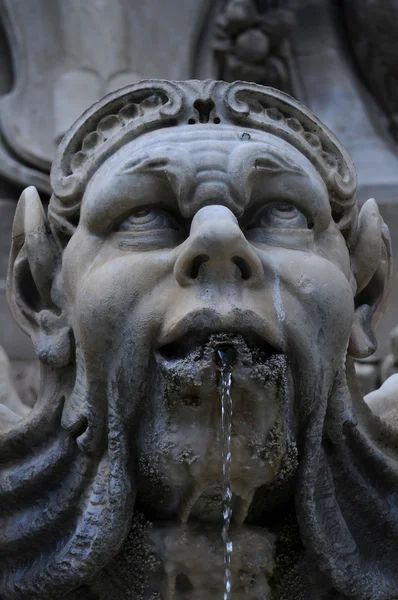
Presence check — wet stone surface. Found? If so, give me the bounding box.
[135,334,295,527]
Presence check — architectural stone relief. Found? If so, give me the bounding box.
[289,0,398,362]
[0,0,207,192]
[213,0,297,92]
[0,79,397,600]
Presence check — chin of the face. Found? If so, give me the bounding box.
[132,333,297,525]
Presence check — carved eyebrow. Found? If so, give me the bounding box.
[118,148,196,206]
[253,155,304,176]
[229,143,305,179]
[120,155,170,176]
[83,151,192,233]
[228,143,310,206]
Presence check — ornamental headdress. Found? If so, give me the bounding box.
[49,79,357,244]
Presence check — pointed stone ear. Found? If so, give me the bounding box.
[7,187,72,366]
[348,199,392,359]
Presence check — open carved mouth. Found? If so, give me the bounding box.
[129,324,295,599]
[158,329,280,365]
[156,309,283,365]
[135,325,292,527]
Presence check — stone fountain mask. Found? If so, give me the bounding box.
[1,80,397,600]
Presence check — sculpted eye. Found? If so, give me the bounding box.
[269,203,299,219]
[118,207,179,231]
[253,202,309,229]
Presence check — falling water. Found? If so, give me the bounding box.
[216,346,237,600]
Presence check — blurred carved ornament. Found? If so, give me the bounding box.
[213,0,296,92]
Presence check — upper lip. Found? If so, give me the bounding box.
[157,309,283,357]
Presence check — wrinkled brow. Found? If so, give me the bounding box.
[227,143,307,204]
[118,141,310,215]
[119,146,196,207]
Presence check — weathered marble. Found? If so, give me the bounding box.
[366,373,398,428]
[0,79,397,600]
[1,0,398,377]
[0,0,209,194]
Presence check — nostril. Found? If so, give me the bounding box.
[190,254,209,279]
[232,256,251,281]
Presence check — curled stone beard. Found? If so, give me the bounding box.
[288,349,398,600]
[0,333,148,599]
[3,332,398,600]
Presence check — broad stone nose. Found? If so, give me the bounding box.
[174,205,264,287]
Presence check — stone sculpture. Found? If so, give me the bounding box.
[366,374,398,429]
[213,0,296,91]
[0,79,397,600]
[2,0,398,399]
[0,0,205,194]
[381,324,398,383]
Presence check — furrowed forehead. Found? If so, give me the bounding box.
[85,124,320,191]
[80,124,330,225]
[108,123,309,150]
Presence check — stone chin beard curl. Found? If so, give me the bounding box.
[0,79,397,600]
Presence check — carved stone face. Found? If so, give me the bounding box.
[4,81,396,600]
[57,124,354,522]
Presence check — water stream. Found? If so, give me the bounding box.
[217,346,237,600]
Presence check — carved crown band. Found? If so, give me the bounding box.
[49,79,358,243]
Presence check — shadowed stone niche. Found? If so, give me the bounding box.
[0,79,397,600]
